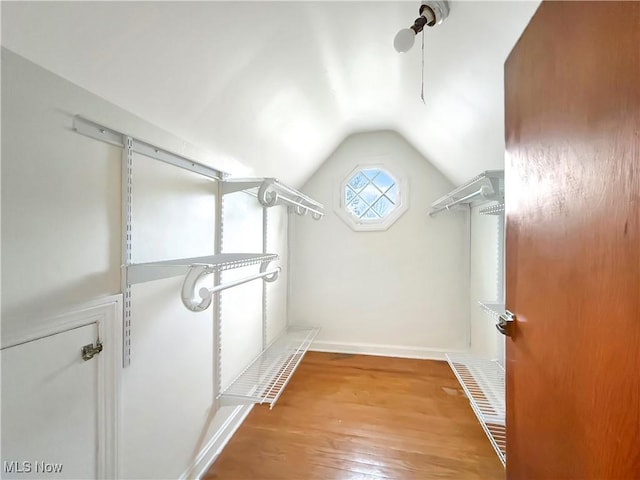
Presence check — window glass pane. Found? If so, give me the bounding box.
[344,186,357,205]
[347,172,368,192]
[372,196,394,217]
[361,168,381,181]
[384,184,399,204]
[362,208,380,219]
[359,183,380,206]
[373,171,395,191]
[347,196,368,217]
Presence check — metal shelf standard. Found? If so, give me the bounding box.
[429,170,504,216]
[223,177,325,220]
[446,353,506,465]
[219,326,319,408]
[479,202,505,216]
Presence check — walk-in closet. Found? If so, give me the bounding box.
[2,1,639,479]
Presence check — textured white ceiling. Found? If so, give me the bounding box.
[1,1,539,187]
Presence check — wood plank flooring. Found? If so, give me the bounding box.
[204,352,504,480]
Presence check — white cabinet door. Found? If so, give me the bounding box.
[1,323,101,479]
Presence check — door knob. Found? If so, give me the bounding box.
[496,310,515,336]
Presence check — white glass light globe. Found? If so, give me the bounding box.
[394,28,415,53]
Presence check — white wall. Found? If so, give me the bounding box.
[1,49,288,479]
[289,131,469,358]
[1,51,120,332]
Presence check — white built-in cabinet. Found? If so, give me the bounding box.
[0,297,121,479]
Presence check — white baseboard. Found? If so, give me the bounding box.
[310,340,468,361]
[180,404,253,480]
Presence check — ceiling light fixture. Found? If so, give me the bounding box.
[393,1,450,53]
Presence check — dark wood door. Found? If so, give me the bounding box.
[504,2,640,478]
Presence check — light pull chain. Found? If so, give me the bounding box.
[420,29,426,104]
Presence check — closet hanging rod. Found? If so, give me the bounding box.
[429,186,486,216]
[182,264,280,312]
[263,179,323,209]
[203,267,280,297]
[245,190,324,218]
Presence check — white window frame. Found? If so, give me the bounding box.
[334,163,408,232]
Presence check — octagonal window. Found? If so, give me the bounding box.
[345,168,399,219]
[337,165,408,231]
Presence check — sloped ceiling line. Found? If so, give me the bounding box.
[1,1,540,188]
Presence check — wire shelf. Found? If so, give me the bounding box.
[479,203,505,215]
[446,353,506,465]
[220,326,319,409]
[484,422,506,466]
[127,253,279,284]
[478,302,506,324]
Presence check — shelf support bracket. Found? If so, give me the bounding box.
[257,179,278,207]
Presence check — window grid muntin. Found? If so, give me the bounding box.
[344,169,398,221]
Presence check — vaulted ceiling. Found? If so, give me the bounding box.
[1,1,539,187]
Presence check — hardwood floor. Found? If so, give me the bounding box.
[204,352,504,480]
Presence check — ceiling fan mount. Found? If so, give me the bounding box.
[394,1,450,53]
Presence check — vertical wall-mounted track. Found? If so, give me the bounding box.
[122,136,134,367]
[213,180,225,403]
[497,212,505,302]
[496,210,505,366]
[262,207,269,350]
